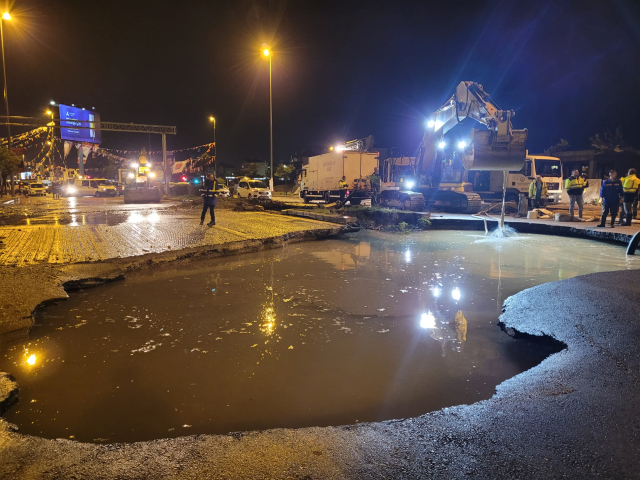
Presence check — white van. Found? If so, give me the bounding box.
[62,178,117,197]
[236,178,272,199]
[27,182,46,196]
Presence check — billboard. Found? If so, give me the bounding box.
[59,104,101,144]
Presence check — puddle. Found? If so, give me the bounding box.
[1,231,638,443]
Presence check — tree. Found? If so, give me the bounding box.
[194,153,213,173]
[0,146,21,194]
[590,127,638,154]
[275,163,295,192]
[239,163,258,178]
[543,139,570,156]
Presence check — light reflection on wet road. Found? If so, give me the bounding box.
[1,230,637,442]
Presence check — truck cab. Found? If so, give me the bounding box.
[469,154,562,204]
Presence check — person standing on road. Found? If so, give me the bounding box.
[621,168,640,226]
[200,173,217,226]
[565,169,589,219]
[528,175,548,209]
[596,170,623,228]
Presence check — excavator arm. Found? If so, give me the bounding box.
[417,81,528,176]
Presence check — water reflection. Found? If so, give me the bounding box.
[1,231,636,443]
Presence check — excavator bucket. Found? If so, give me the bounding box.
[463,129,528,171]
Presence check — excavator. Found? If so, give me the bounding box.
[383,81,528,213]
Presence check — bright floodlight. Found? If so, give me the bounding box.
[131,163,138,168]
[128,173,135,179]
[438,140,446,149]
[432,286,441,298]
[2,12,11,21]
[452,287,461,301]
[148,172,156,178]
[457,141,467,149]
[335,145,344,152]
[426,119,435,129]
[420,312,436,329]
[26,354,36,365]
[406,181,415,189]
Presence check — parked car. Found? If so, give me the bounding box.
[215,186,230,197]
[27,182,46,196]
[111,182,124,195]
[61,178,117,197]
[236,179,272,199]
[41,179,52,193]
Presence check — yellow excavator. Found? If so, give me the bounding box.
[385,81,528,213]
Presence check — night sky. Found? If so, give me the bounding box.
[5,0,640,164]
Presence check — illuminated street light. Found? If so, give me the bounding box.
[1,11,12,147]
[46,110,52,116]
[49,100,55,105]
[426,119,435,129]
[262,43,274,191]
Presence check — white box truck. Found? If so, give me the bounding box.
[300,151,379,204]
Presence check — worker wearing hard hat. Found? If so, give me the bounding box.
[528,175,548,209]
[565,169,589,220]
[621,168,640,226]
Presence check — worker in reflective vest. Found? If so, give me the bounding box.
[564,169,589,219]
[621,168,640,226]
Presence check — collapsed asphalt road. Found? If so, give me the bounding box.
[1,220,639,478]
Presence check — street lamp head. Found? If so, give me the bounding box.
[46,110,52,116]
[263,48,270,57]
[2,12,11,21]
[209,116,215,122]
[49,100,56,105]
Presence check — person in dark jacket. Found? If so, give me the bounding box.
[200,174,217,226]
[596,170,623,228]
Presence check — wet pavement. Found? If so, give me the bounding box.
[0,207,340,266]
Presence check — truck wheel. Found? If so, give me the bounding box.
[95,191,101,198]
[505,193,519,204]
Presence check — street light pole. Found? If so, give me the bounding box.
[209,116,216,178]
[263,45,274,191]
[269,53,273,192]
[0,12,11,149]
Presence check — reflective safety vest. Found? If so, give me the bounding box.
[622,174,640,193]
[565,176,587,191]
[338,180,348,189]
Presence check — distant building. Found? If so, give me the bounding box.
[553,150,640,179]
[217,162,237,177]
[241,161,268,177]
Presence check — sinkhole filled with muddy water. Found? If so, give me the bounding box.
[2,230,638,443]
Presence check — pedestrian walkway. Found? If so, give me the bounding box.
[0,211,334,266]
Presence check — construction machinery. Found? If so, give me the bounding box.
[383,81,529,213]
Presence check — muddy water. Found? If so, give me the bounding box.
[1,231,637,443]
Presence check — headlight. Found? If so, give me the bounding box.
[67,187,77,193]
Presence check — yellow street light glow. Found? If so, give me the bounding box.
[263,48,270,56]
[26,354,36,365]
[209,116,215,122]
[46,110,52,115]
[2,12,11,21]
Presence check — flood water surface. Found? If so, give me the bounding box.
[2,231,638,442]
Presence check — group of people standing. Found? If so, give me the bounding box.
[596,168,639,227]
[529,168,639,227]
